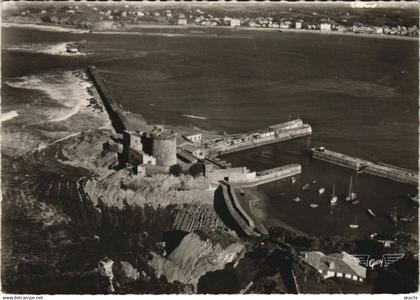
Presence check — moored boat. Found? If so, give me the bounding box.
[310,203,319,208]
[345,176,357,202]
[293,197,301,202]
[367,208,376,217]
[388,207,398,225]
[302,183,310,191]
[330,184,338,205]
[407,193,419,203]
[349,216,359,229]
[400,214,415,223]
[291,177,296,184]
[318,187,325,195]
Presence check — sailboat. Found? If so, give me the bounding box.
[349,216,359,229]
[367,208,376,217]
[330,184,338,205]
[345,175,357,202]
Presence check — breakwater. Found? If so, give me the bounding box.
[207,123,312,156]
[312,147,418,186]
[239,164,302,187]
[219,181,267,237]
[87,66,129,134]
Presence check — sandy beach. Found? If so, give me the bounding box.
[2,22,90,33]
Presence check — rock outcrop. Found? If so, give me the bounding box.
[149,231,245,291]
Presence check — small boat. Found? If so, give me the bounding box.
[370,232,378,239]
[388,207,398,225]
[407,193,419,203]
[367,208,376,217]
[349,217,359,229]
[400,215,416,223]
[290,177,296,184]
[352,200,360,205]
[292,197,301,202]
[302,183,310,191]
[345,176,357,202]
[318,187,325,195]
[310,204,319,208]
[312,180,317,184]
[330,184,338,205]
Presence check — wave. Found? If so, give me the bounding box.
[0,110,19,122]
[6,71,93,122]
[2,22,89,33]
[6,42,86,56]
[182,114,208,120]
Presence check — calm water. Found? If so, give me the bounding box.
[2,26,418,238]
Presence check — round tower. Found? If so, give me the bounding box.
[151,131,177,167]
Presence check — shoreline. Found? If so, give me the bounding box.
[3,21,418,41]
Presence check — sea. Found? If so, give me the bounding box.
[2,25,418,239]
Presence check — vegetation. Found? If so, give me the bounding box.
[189,163,204,178]
[169,164,182,177]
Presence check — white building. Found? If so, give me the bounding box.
[178,18,187,25]
[230,18,241,27]
[295,21,302,29]
[301,251,367,282]
[184,133,202,144]
[320,23,332,31]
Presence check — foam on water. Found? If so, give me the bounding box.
[6,42,86,56]
[182,114,208,120]
[0,110,19,122]
[6,71,92,122]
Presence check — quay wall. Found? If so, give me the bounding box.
[205,166,254,184]
[210,126,312,156]
[240,164,302,187]
[312,148,418,186]
[220,182,260,237]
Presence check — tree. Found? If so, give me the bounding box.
[169,164,182,177]
[189,163,203,178]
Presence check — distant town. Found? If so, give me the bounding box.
[4,2,419,37]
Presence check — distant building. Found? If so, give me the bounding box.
[137,11,145,17]
[374,26,384,34]
[181,143,206,160]
[178,18,187,25]
[184,133,202,144]
[295,21,302,29]
[301,251,366,282]
[269,119,303,132]
[320,23,332,31]
[280,21,291,29]
[230,18,241,27]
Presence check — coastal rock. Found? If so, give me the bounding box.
[149,232,245,291]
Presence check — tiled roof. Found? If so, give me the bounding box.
[302,251,366,279]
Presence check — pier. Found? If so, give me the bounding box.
[87,65,128,134]
[312,147,418,186]
[205,119,312,156]
[239,164,302,187]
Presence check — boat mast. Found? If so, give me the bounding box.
[332,184,335,196]
[348,176,352,196]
